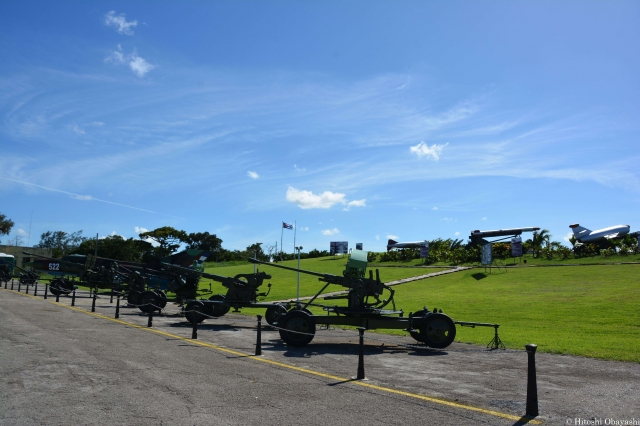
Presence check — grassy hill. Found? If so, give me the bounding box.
[204,257,640,362]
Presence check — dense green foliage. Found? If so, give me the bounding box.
[0,212,14,237]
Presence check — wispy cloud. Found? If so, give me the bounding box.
[482,217,487,220]
[1,177,160,214]
[105,46,154,77]
[386,234,399,240]
[104,11,138,36]
[247,171,259,179]
[431,206,438,210]
[410,142,448,160]
[454,231,460,236]
[344,199,366,211]
[321,228,340,236]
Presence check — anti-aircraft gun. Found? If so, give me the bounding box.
[0,258,40,285]
[249,250,457,348]
[162,263,293,325]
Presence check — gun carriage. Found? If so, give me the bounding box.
[249,250,457,348]
[165,263,292,325]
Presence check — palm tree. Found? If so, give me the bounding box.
[531,229,551,258]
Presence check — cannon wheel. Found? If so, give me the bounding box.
[138,290,160,313]
[279,310,316,347]
[420,313,456,349]
[155,290,168,309]
[127,290,142,306]
[409,310,427,343]
[185,301,207,324]
[50,278,73,296]
[208,294,230,317]
[265,303,287,325]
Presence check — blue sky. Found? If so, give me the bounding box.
[1,1,639,253]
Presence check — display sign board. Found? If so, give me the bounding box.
[330,241,349,255]
[356,243,363,250]
[481,244,493,265]
[511,237,523,257]
[419,242,430,258]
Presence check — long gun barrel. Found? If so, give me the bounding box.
[248,258,344,285]
[160,262,269,283]
[0,257,34,274]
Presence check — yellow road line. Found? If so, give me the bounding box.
[1,288,541,424]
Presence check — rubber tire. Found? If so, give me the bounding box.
[208,294,230,317]
[155,290,168,309]
[138,290,160,313]
[127,290,142,306]
[420,313,456,349]
[409,310,428,343]
[185,301,207,324]
[265,303,287,325]
[278,310,316,347]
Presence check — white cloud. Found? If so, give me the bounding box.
[91,121,105,127]
[431,206,438,210]
[286,186,346,209]
[322,228,340,236]
[294,164,306,172]
[348,199,366,208]
[69,124,85,135]
[563,232,574,242]
[375,235,380,241]
[105,46,154,78]
[386,234,399,240]
[344,199,367,211]
[481,217,487,221]
[454,231,460,236]
[410,142,448,160]
[110,231,117,236]
[441,217,455,221]
[104,11,138,35]
[247,171,259,179]
[71,194,93,201]
[129,51,155,77]
[16,228,28,236]
[134,226,148,234]
[302,227,309,231]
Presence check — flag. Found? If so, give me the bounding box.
[283,222,293,230]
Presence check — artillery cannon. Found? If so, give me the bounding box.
[163,263,291,325]
[0,258,40,285]
[249,250,457,349]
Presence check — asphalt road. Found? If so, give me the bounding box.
[1,284,638,425]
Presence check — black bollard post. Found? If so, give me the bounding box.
[4,279,7,289]
[44,284,48,299]
[255,315,262,356]
[11,280,14,290]
[525,344,539,417]
[34,282,38,296]
[18,281,21,292]
[147,310,153,327]
[71,289,76,306]
[115,296,120,319]
[56,290,60,303]
[191,320,198,339]
[356,327,366,380]
[110,292,113,303]
[91,292,96,312]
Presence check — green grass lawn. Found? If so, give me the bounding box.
[204,257,640,362]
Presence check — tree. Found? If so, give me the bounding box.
[528,229,551,258]
[0,213,14,237]
[36,230,86,257]
[185,232,223,259]
[72,235,154,262]
[138,226,188,258]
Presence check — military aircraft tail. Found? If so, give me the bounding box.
[569,224,591,240]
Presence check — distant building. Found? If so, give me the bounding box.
[0,245,53,269]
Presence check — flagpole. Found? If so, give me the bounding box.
[293,220,296,255]
[280,224,284,261]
